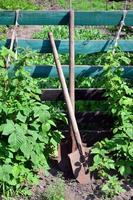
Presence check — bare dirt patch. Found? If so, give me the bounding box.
[7,25,42,39]
[28,166,133,200]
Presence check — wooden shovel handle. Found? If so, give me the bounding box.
[48,32,85,157]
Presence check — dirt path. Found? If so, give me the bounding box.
[7,25,42,39]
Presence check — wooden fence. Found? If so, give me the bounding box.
[0,10,133,146]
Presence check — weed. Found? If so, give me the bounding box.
[42,177,65,200]
[55,0,133,10]
[0,0,38,10]
[0,26,7,40]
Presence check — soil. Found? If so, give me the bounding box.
[7,26,42,39]
[28,166,133,200]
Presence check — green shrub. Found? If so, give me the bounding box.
[0,47,65,197]
[90,49,133,198]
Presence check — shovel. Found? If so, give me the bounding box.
[48,32,90,184]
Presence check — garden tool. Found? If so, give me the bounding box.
[48,32,90,184]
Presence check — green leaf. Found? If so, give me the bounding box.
[0,60,4,67]
[8,130,25,151]
[42,123,51,133]
[2,120,15,135]
[119,166,125,176]
[20,141,33,159]
[91,148,101,154]
[48,120,56,127]
[12,165,20,178]
[16,112,27,123]
[51,138,58,147]
[129,146,133,157]
[31,152,38,166]
[8,179,17,186]
[126,127,133,139]
[94,155,102,165]
[39,111,50,123]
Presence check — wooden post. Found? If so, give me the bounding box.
[69,10,76,152]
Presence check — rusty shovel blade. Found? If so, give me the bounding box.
[68,147,90,184]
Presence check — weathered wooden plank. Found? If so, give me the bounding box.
[1,39,133,54]
[75,112,113,125]
[41,88,106,101]
[17,39,133,54]
[8,65,133,79]
[62,129,112,147]
[58,112,114,128]
[0,11,133,26]
[0,11,69,25]
[75,11,133,26]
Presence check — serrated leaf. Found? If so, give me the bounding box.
[42,123,51,133]
[31,152,38,166]
[39,111,50,123]
[119,166,125,176]
[91,148,101,154]
[20,141,33,159]
[8,131,25,151]
[8,179,17,186]
[16,112,27,123]
[126,127,133,139]
[28,130,38,141]
[51,138,57,147]
[2,120,15,135]
[129,147,133,157]
[0,60,4,67]
[94,155,102,165]
[12,165,20,178]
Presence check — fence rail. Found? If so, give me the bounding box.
[1,39,133,54]
[0,11,133,26]
[8,65,133,79]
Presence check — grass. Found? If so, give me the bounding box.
[42,177,65,200]
[33,25,108,40]
[0,0,39,10]
[0,26,7,40]
[0,0,133,10]
[56,0,133,10]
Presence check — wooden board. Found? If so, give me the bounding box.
[41,88,106,101]
[13,39,133,54]
[75,111,113,125]
[1,39,133,54]
[8,65,133,79]
[63,129,112,147]
[0,11,133,26]
[57,112,114,128]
